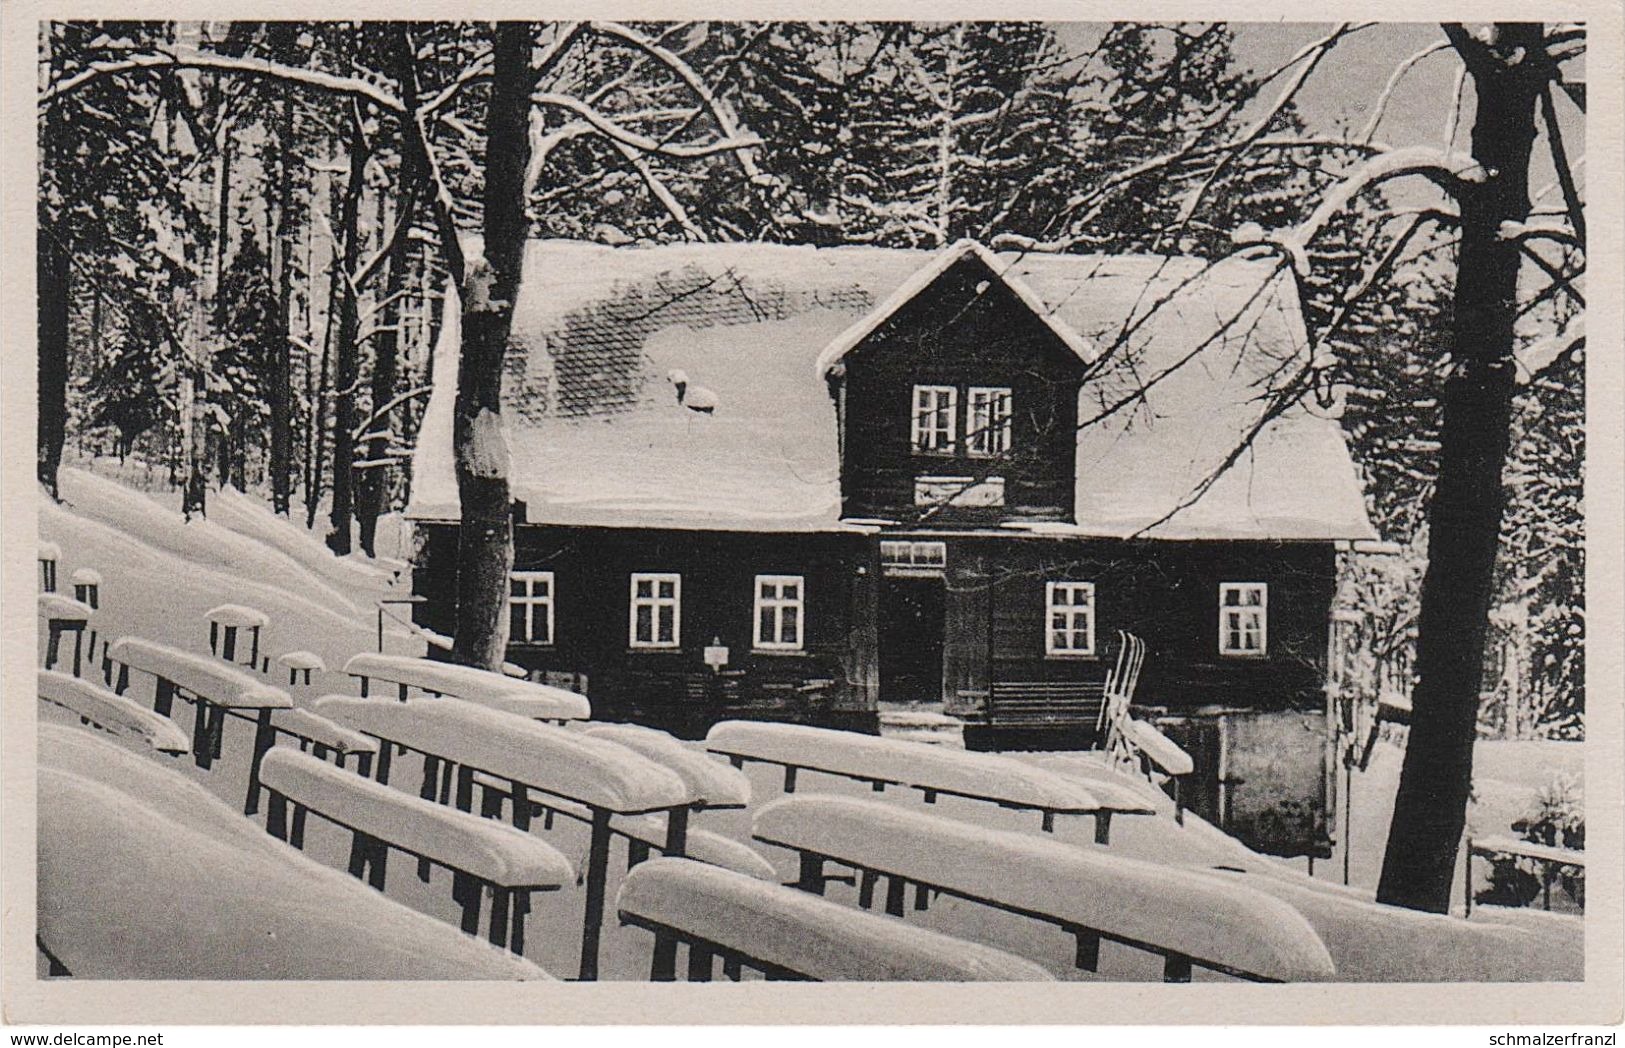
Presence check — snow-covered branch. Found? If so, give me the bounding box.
[530,92,762,160]
[1515,316,1584,385]
[1361,40,1455,144]
[42,47,404,113]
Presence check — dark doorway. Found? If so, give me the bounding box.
[879,576,946,704]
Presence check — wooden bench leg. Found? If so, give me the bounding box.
[366,839,389,891]
[114,664,129,696]
[722,956,742,981]
[265,791,289,841]
[356,752,374,778]
[488,888,511,949]
[783,766,798,793]
[210,703,228,759]
[627,839,652,870]
[728,755,744,770]
[479,783,505,820]
[858,868,879,909]
[511,782,531,831]
[885,876,907,917]
[71,629,83,677]
[1094,811,1114,846]
[452,871,483,935]
[438,760,455,805]
[454,765,474,813]
[153,678,175,718]
[221,626,237,663]
[347,832,369,878]
[650,930,679,981]
[44,624,62,671]
[290,804,309,850]
[688,942,714,982]
[795,852,825,895]
[577,809,613,981]
[664,806,689,859]
[209,622,219,656]
[510,891,531,956]
[922,789,937,804]
[1073,930,1101,972]
[1041,811,1056,833]
[374,742,393,785]
[416,755,442,882]
[192,699,215,770]
[244,708,277,815]
[914,882,931,911]
[1162,953,1193,983]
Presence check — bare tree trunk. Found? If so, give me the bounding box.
[1375,23,1545,913]
[268,93,295,515]
[213,133,235,489]
[38,223,70,500]
[450,23,534,670]
[326,112,369,555]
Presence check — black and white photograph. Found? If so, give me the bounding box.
[4,4,1618,1027]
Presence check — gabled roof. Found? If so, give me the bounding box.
[408,239,1375,542]
[813,239,1098,377]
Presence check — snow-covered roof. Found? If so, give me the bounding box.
[408,240,1374,541]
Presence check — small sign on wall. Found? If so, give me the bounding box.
[704,640,730,671]
[915,475,1005,508]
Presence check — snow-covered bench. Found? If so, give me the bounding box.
[616,858,1055,982]
[584,723,749,809]
[1466,835,1586,915]
[314,694,696,980]
[206,604,270,671]
[38,669,189,756]
[753,795,1336,983]
[272,705,380,775]
[277,650,326,686]
[257,748,573,953]
[39,594,93,677]
[706,720,1129,838]
[105,636,292,808]
[343,653,590,723]
[39,541,60,593]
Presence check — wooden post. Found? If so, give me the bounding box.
[650,929,679,981]
[243,707,277,815]
[795,852,825,895]
[885,876,906,917]
[664,806,690,859]
[577,809,614,981]
[687,942,714,982]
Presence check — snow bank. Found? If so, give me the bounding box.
[585,724,749,807]
[753,795,1335,982]
[205,603,270,629]
[273,706,378,755]
[209,485,395,590]
[37,727,551,980]
[38,669,190,754]
[344,653,591,721]
[259,749,573,888]
[1200,868,1579,981]
[108,636,292,709]
[314,696,692,813]
[59,467,358,615]
[707,721,1100,813]
[617,858,1056,982]
[38,594,93,622]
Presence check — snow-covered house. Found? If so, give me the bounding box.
[407,239,1374,852]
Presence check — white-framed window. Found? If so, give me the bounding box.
[630,572,681,649]
[754,574,805,651]
[1219,582,1268,656]
[911,385,958,454]
[509,571,555,645]
[1046,581,1096,656]
[966,386,1013,457]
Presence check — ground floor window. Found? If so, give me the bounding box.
[1046,581,1096,656]
[754,575,805,650]
[509,571,554,645]
[1220,582,1268,656]
[630,572,681,648]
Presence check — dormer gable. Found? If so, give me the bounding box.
[817,240,1093,526]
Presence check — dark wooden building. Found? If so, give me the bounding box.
[408,239,1375,855]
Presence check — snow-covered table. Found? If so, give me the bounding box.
[616,858,1055,982]
[38,669,190,756]
[105,636,292,816]
[205,603,270,670]
[314,695,698,980]
[753,795,1336,983]
[343,652,590,723]
[707,720,1145,839]
[258,748,573,954]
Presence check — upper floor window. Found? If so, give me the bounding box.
[630,572,681,649]
[966,387,1013,457]
[509,571,555,645]
[1219,582,1268,656]
[1046,581,1096,656]
[754,575,805,651]
[912,385,958,454]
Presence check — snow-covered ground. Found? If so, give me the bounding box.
[34,468,1585,982]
